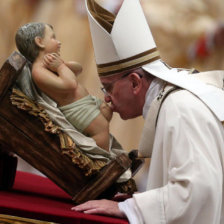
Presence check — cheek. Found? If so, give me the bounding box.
[112,89,132,112]
[48,41,59,52]
[52,40,59,47]
[112,89,127,104]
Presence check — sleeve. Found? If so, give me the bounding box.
[118,198,144,224]
[133,91,223,224]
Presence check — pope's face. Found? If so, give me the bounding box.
[100,73,142,120]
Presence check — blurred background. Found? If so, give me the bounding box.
[0,0,224,177]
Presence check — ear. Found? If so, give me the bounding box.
[34,36,45,49]
[129,73,142,95]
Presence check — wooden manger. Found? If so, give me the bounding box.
[0,51,143,203]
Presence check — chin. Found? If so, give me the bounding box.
[119,112,140,120]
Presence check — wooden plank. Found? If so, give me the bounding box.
[0,114,88,197]
[73,153,131,204]
[0,90,62,155]
[0,52,26,101]
[0,150,17,190]
[0,51,26,190]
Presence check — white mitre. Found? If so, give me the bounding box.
[86,0,160,76]
[86,0,224,122]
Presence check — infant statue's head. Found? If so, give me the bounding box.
[15,22,53,63]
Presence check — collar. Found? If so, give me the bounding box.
[142,78,165,119]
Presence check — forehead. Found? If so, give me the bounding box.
[100,74,122,83]
[99,68,135,83]
[44,24,54,34]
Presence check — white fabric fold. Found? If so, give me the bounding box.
[142,78,165,119]
[143,60,224,121]
[118,198,144,224]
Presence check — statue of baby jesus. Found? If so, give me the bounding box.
[15,22,112,151]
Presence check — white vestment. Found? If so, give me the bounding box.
[119,73,224,223]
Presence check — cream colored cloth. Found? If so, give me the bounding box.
[16,63,131,181]
[59,95,102,133]
[133,89,224,224]
[120,71,224,223]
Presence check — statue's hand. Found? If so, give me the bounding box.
[43,53,64,73]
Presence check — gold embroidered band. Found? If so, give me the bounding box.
[97,48,160,76]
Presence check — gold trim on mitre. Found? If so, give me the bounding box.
[87,0,115,33]
[97,48,160,76]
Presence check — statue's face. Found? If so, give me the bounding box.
[41,25,61,55]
